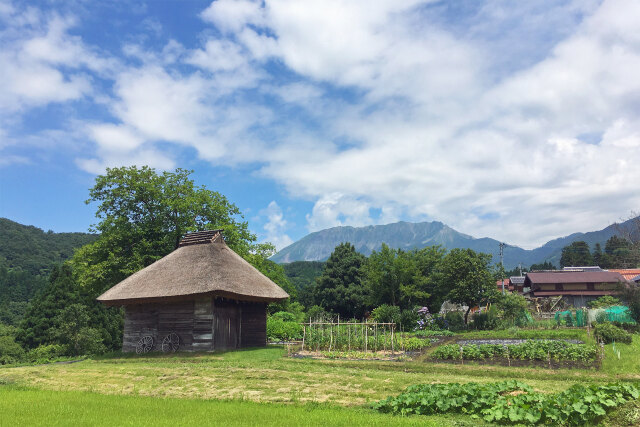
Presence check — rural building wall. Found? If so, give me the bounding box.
[122,297,268,352]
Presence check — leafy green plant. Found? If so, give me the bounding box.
[431,340,598,362]
[266,317,303,341]
[402,337,434,351]
[588,295,620,309]
[374,381,640,426]
[594,322,632,344]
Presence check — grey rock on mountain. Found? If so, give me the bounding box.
[271,218,635,269]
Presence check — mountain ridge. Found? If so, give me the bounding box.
[271,218,636,268]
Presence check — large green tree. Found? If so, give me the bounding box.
[312,243,368,319]
[559,241,593,268]
[365,244,446,311]
[16,264,83,349]
[31,166,290,352]
[437,248,496,324]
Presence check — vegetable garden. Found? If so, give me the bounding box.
[300,321,437,354]
[374,380,640,425]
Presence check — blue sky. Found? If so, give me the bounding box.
[1,0,640,251]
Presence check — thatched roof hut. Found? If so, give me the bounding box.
[98,230,288,353]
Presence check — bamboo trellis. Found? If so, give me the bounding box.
[301,319,399,353]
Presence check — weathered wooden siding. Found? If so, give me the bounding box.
[213,299,240,350]
[240,302,267,348]
[122,298,268,352]
[192,297,214,351]
[123,301,195,352]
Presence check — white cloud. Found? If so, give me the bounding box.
[260,201,294,250]
[186,39,248,72]
[200,0,264,33]
[4,0,640,251]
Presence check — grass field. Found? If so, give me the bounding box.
[1,331,639,425]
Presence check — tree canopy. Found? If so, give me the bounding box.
[560,241,593,267]
[438,248,497,324]
[312,243,368,319]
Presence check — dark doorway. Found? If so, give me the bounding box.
[213,300,240,350]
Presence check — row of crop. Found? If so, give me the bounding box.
[374,380,640,425]
[431,340,598,362]
[303,325,436,352]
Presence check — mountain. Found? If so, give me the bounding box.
[0,218,98,325]
[271,218,636,268]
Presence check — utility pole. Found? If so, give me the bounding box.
[499,242,506,294]
[518,262,522,277]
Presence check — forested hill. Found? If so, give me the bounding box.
[0,218,97,274]
[0,218,97,325]
[271,218,636,268]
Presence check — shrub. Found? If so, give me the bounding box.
[496,293,529,324]
[444,311,465,331]
[271,311,297,322]
[0,335,25,365]
[26,344,65,363]
[266,317,303,342]
[371,304,400,324]
[594,322,632,344]
[305,305,330,322]
[398,309,419,332]
[588,295,621,309]
[473,306,500,330]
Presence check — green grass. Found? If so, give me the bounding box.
[0,386,469,426]
[1,330,639,426]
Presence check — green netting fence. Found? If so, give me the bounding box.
[554,309,587,327]
[603,306,636,324]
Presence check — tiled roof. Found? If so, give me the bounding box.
[607,269,640,281]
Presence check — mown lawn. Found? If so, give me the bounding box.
[1,331,639,425]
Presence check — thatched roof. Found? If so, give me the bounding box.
[97,230,289,305]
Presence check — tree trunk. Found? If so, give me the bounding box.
[464,306,471,325]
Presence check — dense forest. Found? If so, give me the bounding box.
[0,218,97,325]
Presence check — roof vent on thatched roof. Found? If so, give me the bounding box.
[178,230,224,247]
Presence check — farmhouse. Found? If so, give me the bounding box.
[523,270,626,308]
[97,230,289,353]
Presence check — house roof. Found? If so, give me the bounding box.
[510,276,526,285]
[607,269,640,281]
[97,230,289,305]
[531,290,616,296]
[496,279,514,291]
[524,271,626,285]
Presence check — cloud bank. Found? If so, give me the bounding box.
[1,0,640,249]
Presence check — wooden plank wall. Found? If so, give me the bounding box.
[123,301,195,352]
[123,304,158,352]
[193,297,214,351]
[123,299,268,352]
[240,302,267,348]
